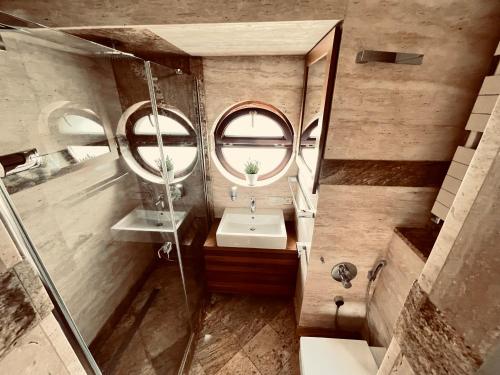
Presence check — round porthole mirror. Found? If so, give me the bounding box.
[211,101,294,186]
[117,101,198,184]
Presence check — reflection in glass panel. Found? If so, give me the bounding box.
[134,114,190,135]
[302,58,326,127]
[224,112,285,138]
[300,118,320,172]
[301,148,319,171]
[0,13,193,375]
[67,145,110,162]
[1,104,111,193]
[138,146,197,175]
[309,122,321,138]
[300,57,326,173]
[57,114,105,135]
[221,147,286,175]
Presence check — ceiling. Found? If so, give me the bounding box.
[148,20,338,56]
[66,28,187,56]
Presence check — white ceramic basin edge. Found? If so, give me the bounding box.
[216,207,287,249]
[112,207,186,233]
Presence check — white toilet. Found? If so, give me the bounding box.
[299,337,386,375]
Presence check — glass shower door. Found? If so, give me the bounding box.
[0,12,192,374]
[147,61,209,337]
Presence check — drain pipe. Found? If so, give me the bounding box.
[333,296,344,331]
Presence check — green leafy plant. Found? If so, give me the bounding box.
[244,160,260,175]
[164,155,174,172]
[156,155,174,172]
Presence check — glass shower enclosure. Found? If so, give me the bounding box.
[0,12,205,374]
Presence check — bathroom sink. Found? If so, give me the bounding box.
[111,208,187,243]
[216,208,287,249]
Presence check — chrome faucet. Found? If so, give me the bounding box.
[331,262,358,289]
[250,197,256,213]
[154,194,165,210]
[368,259,387,282]
[338,264,353,289]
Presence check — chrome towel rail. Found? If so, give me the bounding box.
[288,176,315,218]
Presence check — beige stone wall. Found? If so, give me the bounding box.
[5,0,500,344]
[0,0,348,27]
[325,0,499,161]
[0,220,85,374]
[300,185,435,329]
[377,78,500,375]
[367,233,425,347]
[0,31,154,343]
[202,56,304,218]
[420,96,500,293]
[300,0,500,330]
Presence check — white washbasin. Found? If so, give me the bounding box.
[112,208,186,232]
[216,208,287,249]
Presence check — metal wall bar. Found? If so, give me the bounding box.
[144,61,193,324]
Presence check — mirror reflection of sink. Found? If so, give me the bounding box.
[216,208,287,249]
[111,208,187,243]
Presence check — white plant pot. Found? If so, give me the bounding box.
[245,173,258,186]
[167,169,175,183]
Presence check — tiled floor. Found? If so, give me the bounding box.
[189,294,300,375]
[92,263,192,375]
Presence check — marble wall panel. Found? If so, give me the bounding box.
[0,32,121,156]
[0,324,70,374]
[429,151,500,358]
[40,314,86,374]
[420,96,500,292]
[0,267,38,358]
[0,30,156,344]
[298,0,500,335]
[0,221,22,273]
[302,56,326,128]
[324,0,500,161]
[319,160,449,187]
[367,232,424,347]
[0,259,52,359]
[202,56,305,217]
[12,169,155,343]
[154,65,210,221]
[377,145,500,375]
[0,214,86,374]
[0,36,36,102]
[13,261,53,319]
[300,185,436,329]
[395,283,483,375]
[1,1,348,27]
[0,312,86,374]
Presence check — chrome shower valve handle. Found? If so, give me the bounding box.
[158,242,174,261]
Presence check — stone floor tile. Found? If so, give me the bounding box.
[193,318,240,375]
[215,351,261,375]
[189,360,206,375]
[242,324,292,375]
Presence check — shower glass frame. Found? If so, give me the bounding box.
[0,11,195,374]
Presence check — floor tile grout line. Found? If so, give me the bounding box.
[103,288,160,374]
[242,322,284,375]
[241,346,264,375]
[194,296,296,375]
[138,327,155,371]
[257,315,299,374]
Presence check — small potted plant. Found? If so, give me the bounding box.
[157,155,175,183]
[244,159,260,186]
[164,155,175,182]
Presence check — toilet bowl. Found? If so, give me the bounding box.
[299,337,385,375]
